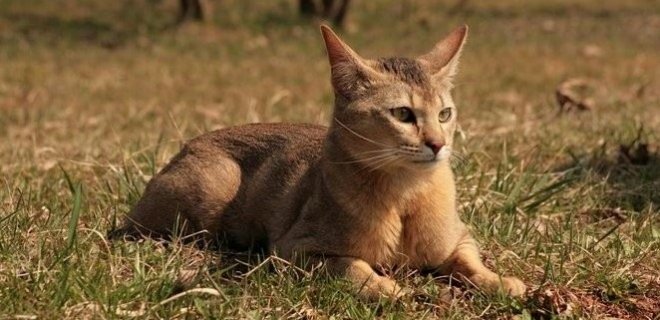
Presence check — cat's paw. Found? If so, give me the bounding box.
[499,276,526,297]
[377,277,410,299]
[358,276,409,301]
[470,273,527,297]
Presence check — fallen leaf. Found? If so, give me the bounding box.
[618,126,656,165]
[555,78,596,112]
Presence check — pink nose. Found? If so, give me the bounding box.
[425,141,444,155]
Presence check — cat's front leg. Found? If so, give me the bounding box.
[445,231,526,296]
[325,256,407,301]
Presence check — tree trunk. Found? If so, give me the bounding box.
[178,0,205,24]
[313,0,350,28]
[300,0,318,16]
[332,0,350,27]
[322,0,334,17]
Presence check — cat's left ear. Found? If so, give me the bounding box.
[418,25,468,87]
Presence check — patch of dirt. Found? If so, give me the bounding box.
[530,284,660,319]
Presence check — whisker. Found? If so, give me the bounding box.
[352,148,399,156]
[329,151,395,164]
[368,155,401,173]
[341,148,400,161]
[354,153,396,175]
[450,150,466,161]
[333,118,390,148]
[449,152,468,166]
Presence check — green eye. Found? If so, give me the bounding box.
[391,107,416,123]
[438,108,453,123]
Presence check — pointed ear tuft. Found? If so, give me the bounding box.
[419,25,468,85]
[320,24,382,99]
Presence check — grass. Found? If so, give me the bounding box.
[1,0,659,318]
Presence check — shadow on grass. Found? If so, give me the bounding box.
[558,137,659,212]
[446,2,654,19]
[0,12,134,48]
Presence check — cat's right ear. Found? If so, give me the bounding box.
[320,25,382,99]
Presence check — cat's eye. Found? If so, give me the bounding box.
[438,108,453,123]
[390,107,416,123]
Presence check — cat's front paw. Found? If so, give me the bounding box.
[358,276,409,301]
[470,273,527,297]
[499,276,526,297]
[378,277,411,299]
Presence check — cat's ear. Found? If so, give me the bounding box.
[418,25,468,87]
[320,25,383,99]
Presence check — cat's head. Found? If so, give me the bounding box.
[321,25,467,173]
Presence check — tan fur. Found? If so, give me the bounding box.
[115,25,526,299]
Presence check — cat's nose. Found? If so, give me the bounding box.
[425,141,444,155]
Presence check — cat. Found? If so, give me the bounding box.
[114,25,526,300]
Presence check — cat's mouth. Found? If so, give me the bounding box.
[409,149,451,166]
[411,157,441,165]
[413,158,438,163]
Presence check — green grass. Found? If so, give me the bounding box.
[1,0,659,318]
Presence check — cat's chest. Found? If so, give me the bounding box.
[348,200,458,268]
[349,208,403,267]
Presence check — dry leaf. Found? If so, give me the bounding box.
[556,78,595,112]
[618,126,656,165]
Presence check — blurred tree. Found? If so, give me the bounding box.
[300,0,317,15]
[178,0,205,24]
[174,0,350,27]
[448,0,470,15]
[300,0,351,28]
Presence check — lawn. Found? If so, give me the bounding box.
[0,0,658,318]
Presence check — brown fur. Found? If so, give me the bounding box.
[115,25,526,300]
[376,57,431,89]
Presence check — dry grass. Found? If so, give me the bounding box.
[1,0,659,318]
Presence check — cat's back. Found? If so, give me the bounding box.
[154,122,328,198]
[184,123,327,166]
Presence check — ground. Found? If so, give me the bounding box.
[0,0,658,318]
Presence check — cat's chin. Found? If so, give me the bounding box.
[407,158,443,170]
